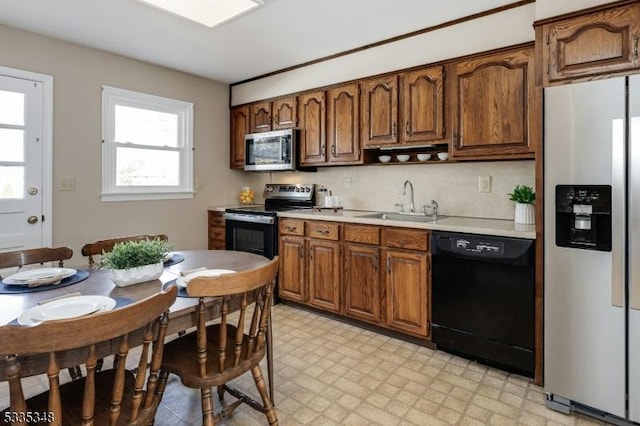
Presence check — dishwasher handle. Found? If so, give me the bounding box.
[431,232,534,266]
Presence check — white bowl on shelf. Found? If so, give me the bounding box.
[378,155,391,163]
[417,153,431,161]
[396,154,411,162]
[437,152,449,161]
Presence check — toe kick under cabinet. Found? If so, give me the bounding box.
[278,219,431,339]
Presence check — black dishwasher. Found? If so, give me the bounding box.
[431,231,535,377]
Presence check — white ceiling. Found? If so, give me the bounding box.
[0,0,518,84]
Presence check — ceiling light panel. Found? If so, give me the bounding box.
[136,0,263,28]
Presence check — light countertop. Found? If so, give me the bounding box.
[277,209,536,239]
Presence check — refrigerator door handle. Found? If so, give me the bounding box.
[630,113,640,310]
[612,117,625,308]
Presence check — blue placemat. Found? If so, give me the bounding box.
[7,296,134,325]
[163,254,185,268]
[0,270,90,294]
[164,279,190,298]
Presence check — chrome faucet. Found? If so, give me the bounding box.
[402,180,415,213]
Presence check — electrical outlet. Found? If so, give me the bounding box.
[479,176,491,193]
[60,178,76,191]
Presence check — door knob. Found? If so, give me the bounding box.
[27,215,39,224]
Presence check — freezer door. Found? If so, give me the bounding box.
[544,78,626,418]
[629,74,640,423]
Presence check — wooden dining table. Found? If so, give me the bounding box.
[0,250,275,397]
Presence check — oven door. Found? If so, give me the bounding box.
[224,212,276,259]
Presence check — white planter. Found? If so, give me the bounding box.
[110,262,163,287]
[514,203,535,225]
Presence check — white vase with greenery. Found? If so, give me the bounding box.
[101,239,172,287]
[509,185,536,225]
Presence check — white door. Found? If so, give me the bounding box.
[0,73,45,252]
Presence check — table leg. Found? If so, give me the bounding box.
[267,313,274,405]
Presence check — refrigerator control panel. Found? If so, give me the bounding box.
[555,185,611,251]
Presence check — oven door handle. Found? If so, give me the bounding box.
[224,212,275,225]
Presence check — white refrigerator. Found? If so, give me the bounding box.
[544,74,640,423]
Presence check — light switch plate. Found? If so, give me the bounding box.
[479,176,491,193]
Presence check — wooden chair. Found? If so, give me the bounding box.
[81,234,169,266]
[0,246,73,279]
[0,285,178,425]
[157,257,279,426]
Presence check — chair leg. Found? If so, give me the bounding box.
[217,384,225,401]
[201,387,215,426]
[156,370,169,402]
[251,365,278,426]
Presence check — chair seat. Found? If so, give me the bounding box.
[162,324,266,389]
[1,369,159,426]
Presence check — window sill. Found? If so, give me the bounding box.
[100,191,195,202]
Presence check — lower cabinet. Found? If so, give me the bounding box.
[278,218,431,341]
[383,249,429,337]
[207,211,225,250]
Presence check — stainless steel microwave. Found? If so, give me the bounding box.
[244,129,297,171]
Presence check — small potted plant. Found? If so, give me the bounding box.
[509,184,536,225]
[101,238,172,287]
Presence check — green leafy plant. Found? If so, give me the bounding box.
[101,239,173,270]
[508,184,536,204]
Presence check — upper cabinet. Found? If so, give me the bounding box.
[451,45,539,160]
[361,65,446,148]
[535,1,640,86]
[250,96,298,133]
[298,90,327,165]
[326,83,362,165]
[230,105,250,169]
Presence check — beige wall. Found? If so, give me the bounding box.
[0,24,248,262]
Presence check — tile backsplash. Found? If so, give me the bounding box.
[247,160,535,220]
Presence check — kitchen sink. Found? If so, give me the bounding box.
[357,212,445,222]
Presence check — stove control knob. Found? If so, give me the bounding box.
[295,187,300,192]
[305,187,310,192]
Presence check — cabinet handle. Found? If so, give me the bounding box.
[299,246,303,259]
[309,249,313,261]
[331,145,336,156]
[274,113,279,124]
[634,35,639,60]
[286,226,297,232]
[317,229,330,235]
[405,122,410,135]
[392,122,397,139]
[386,257,391,274]
[374,254,379,272]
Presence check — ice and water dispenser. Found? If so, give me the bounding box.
[555,185,612,251]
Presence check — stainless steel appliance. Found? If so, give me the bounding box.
[431,231,535,376]
[544,75,640,423]
[224,183,315,260]
[244,129,297,171]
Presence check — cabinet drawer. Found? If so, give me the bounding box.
[209,227,225,241]
[344,224,380,245]
[209,214,225,227]
[279,219,304,236]
[383,228,429,251]
[306,221,340,240]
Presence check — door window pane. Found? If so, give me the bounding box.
[0,166,24,199]
[0,129,25,162]
[0,90,25,126]
[116,147,180,186]
[115,105,179,147]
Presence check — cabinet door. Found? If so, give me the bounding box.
[230,105,250,169]
[207,211,226,250]
[278,236,305,302]
[308,239,341,313]
[273,96,297,130]
[361,75,399,147]
[344,243,380,323]
[250,101,272,133]
[327,83,361,164]
[542,3,640,85]
[384,249,429,337]
[452,46,538,160]
[402,66,445,143]
[298,91,327,165]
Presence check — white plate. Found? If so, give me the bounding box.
[18,295,116,326]
[176,269,236,288]
[4,267,77,285]
[162,252,174,263]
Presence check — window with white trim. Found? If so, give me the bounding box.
[101,86,193,201]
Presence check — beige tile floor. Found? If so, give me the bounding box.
[2,304,609,425]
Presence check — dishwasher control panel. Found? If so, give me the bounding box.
[454,238,504,255]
